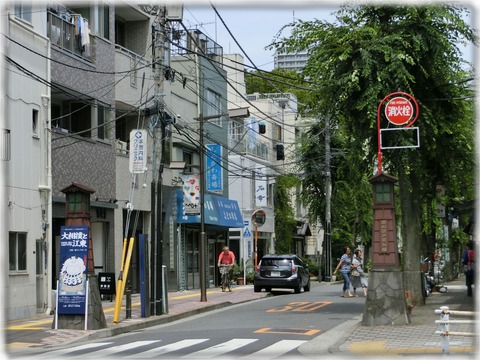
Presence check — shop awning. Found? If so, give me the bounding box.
[176,190,243,228]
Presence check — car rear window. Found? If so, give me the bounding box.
[261,258,292,267]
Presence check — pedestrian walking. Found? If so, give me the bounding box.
[461,240,475,296]
[333,246,353,297]
[351,249,368,297]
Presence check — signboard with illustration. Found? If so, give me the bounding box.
[182,174,200,215]
[57,225,89,315]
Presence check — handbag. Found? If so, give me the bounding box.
[351,269,360,277]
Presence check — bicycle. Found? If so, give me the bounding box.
[219,264,232,292]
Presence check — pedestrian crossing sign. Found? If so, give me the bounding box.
[243,228,251,237]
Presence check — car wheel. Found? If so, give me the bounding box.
[304,280,310,292]
[294,284,301,293]
[254,285,261,293]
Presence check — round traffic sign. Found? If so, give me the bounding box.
[251,209,266,227]
[384,96,414,125]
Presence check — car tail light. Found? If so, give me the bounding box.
[292,264,297,273]
[256,264,260,273]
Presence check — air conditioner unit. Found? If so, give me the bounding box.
[116,140,127,154]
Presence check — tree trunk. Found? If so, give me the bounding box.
[397,164,424,306]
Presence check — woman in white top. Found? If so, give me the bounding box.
[351,249,368,297]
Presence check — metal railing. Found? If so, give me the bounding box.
[47,11,94,61]
[435,306,477,354]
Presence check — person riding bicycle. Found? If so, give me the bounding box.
[218,246,235,288]
[217,246,235,269]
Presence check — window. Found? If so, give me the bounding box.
[229,119,244,142]
[97,104,110,140]
[9,232,27,272]
[205,89,223,126]
[97,4,110,40]
[2,129,11,161]
[375,183,392,202]
[32,109,39,136]
[273,123,282,142]
[183,151,194,173]
[14,2,32,22]
[68,192,83,212]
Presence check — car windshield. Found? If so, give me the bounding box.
[262,259,291,267]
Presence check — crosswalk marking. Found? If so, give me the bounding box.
[240,339,307,358]
[124,339,208,358]
[81,340,160,358]
[180,338,258,358]
[27,342,113,358]
[23,338,308,359]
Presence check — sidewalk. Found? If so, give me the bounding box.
[300,276,478,357]
[4,277,478,358]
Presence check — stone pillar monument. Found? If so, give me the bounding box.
[54,182,107,330]
[362,173,410,326]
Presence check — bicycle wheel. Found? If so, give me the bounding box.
[221,273,226,292]
[227,274,232,292]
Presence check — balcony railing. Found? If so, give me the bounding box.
[229,136,269,161]
[47,11,94,61]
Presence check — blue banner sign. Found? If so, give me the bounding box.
[206,144,223,192]
[58,226,89,315]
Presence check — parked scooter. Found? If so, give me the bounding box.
[421,257,436,297]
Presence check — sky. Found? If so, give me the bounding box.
[179,1,339,71]
[177,0,476,71]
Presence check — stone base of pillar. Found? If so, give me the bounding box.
[53,275,107,330]
[362,268,410,326]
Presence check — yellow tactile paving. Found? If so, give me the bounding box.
[7,342,41,350]
[347,341,476,354]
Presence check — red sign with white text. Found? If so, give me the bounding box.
[384,97,413,125]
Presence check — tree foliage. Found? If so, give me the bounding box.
[273,174,299,254]
[269,4,476,304]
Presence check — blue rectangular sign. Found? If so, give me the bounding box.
[206,144,223,192]
[57,226,89,315]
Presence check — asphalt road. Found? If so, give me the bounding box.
[8,282,366,359]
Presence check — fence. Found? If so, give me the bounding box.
[435,306,477,354]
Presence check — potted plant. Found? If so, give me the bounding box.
[246,271,255,285]
[233,264,244,285]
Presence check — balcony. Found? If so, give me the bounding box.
[47,11,94,61]
[229,136,269,161]
[114,45,151,106]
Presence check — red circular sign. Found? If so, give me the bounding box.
[384,96,414,125]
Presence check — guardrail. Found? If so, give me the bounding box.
[435,306,477,354]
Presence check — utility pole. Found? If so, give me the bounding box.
[143,4,167,316]
[324,115,332,282]
[199,115,206,302]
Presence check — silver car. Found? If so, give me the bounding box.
[254,254,311,293]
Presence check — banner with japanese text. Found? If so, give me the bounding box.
[206,144,223,193]
[57,226,89,315]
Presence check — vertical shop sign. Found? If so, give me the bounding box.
[129,129,147,174]
[57,226,89,314]
[206,144,223,192]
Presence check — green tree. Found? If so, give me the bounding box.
[245,68,312,115]
[273,174,299,254]
[270,4,476,305]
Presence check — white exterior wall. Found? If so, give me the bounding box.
[4,8,52,319]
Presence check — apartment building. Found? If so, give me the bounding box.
[224,54,322,274]
[4,2,52,320]
[274,48,309,71]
